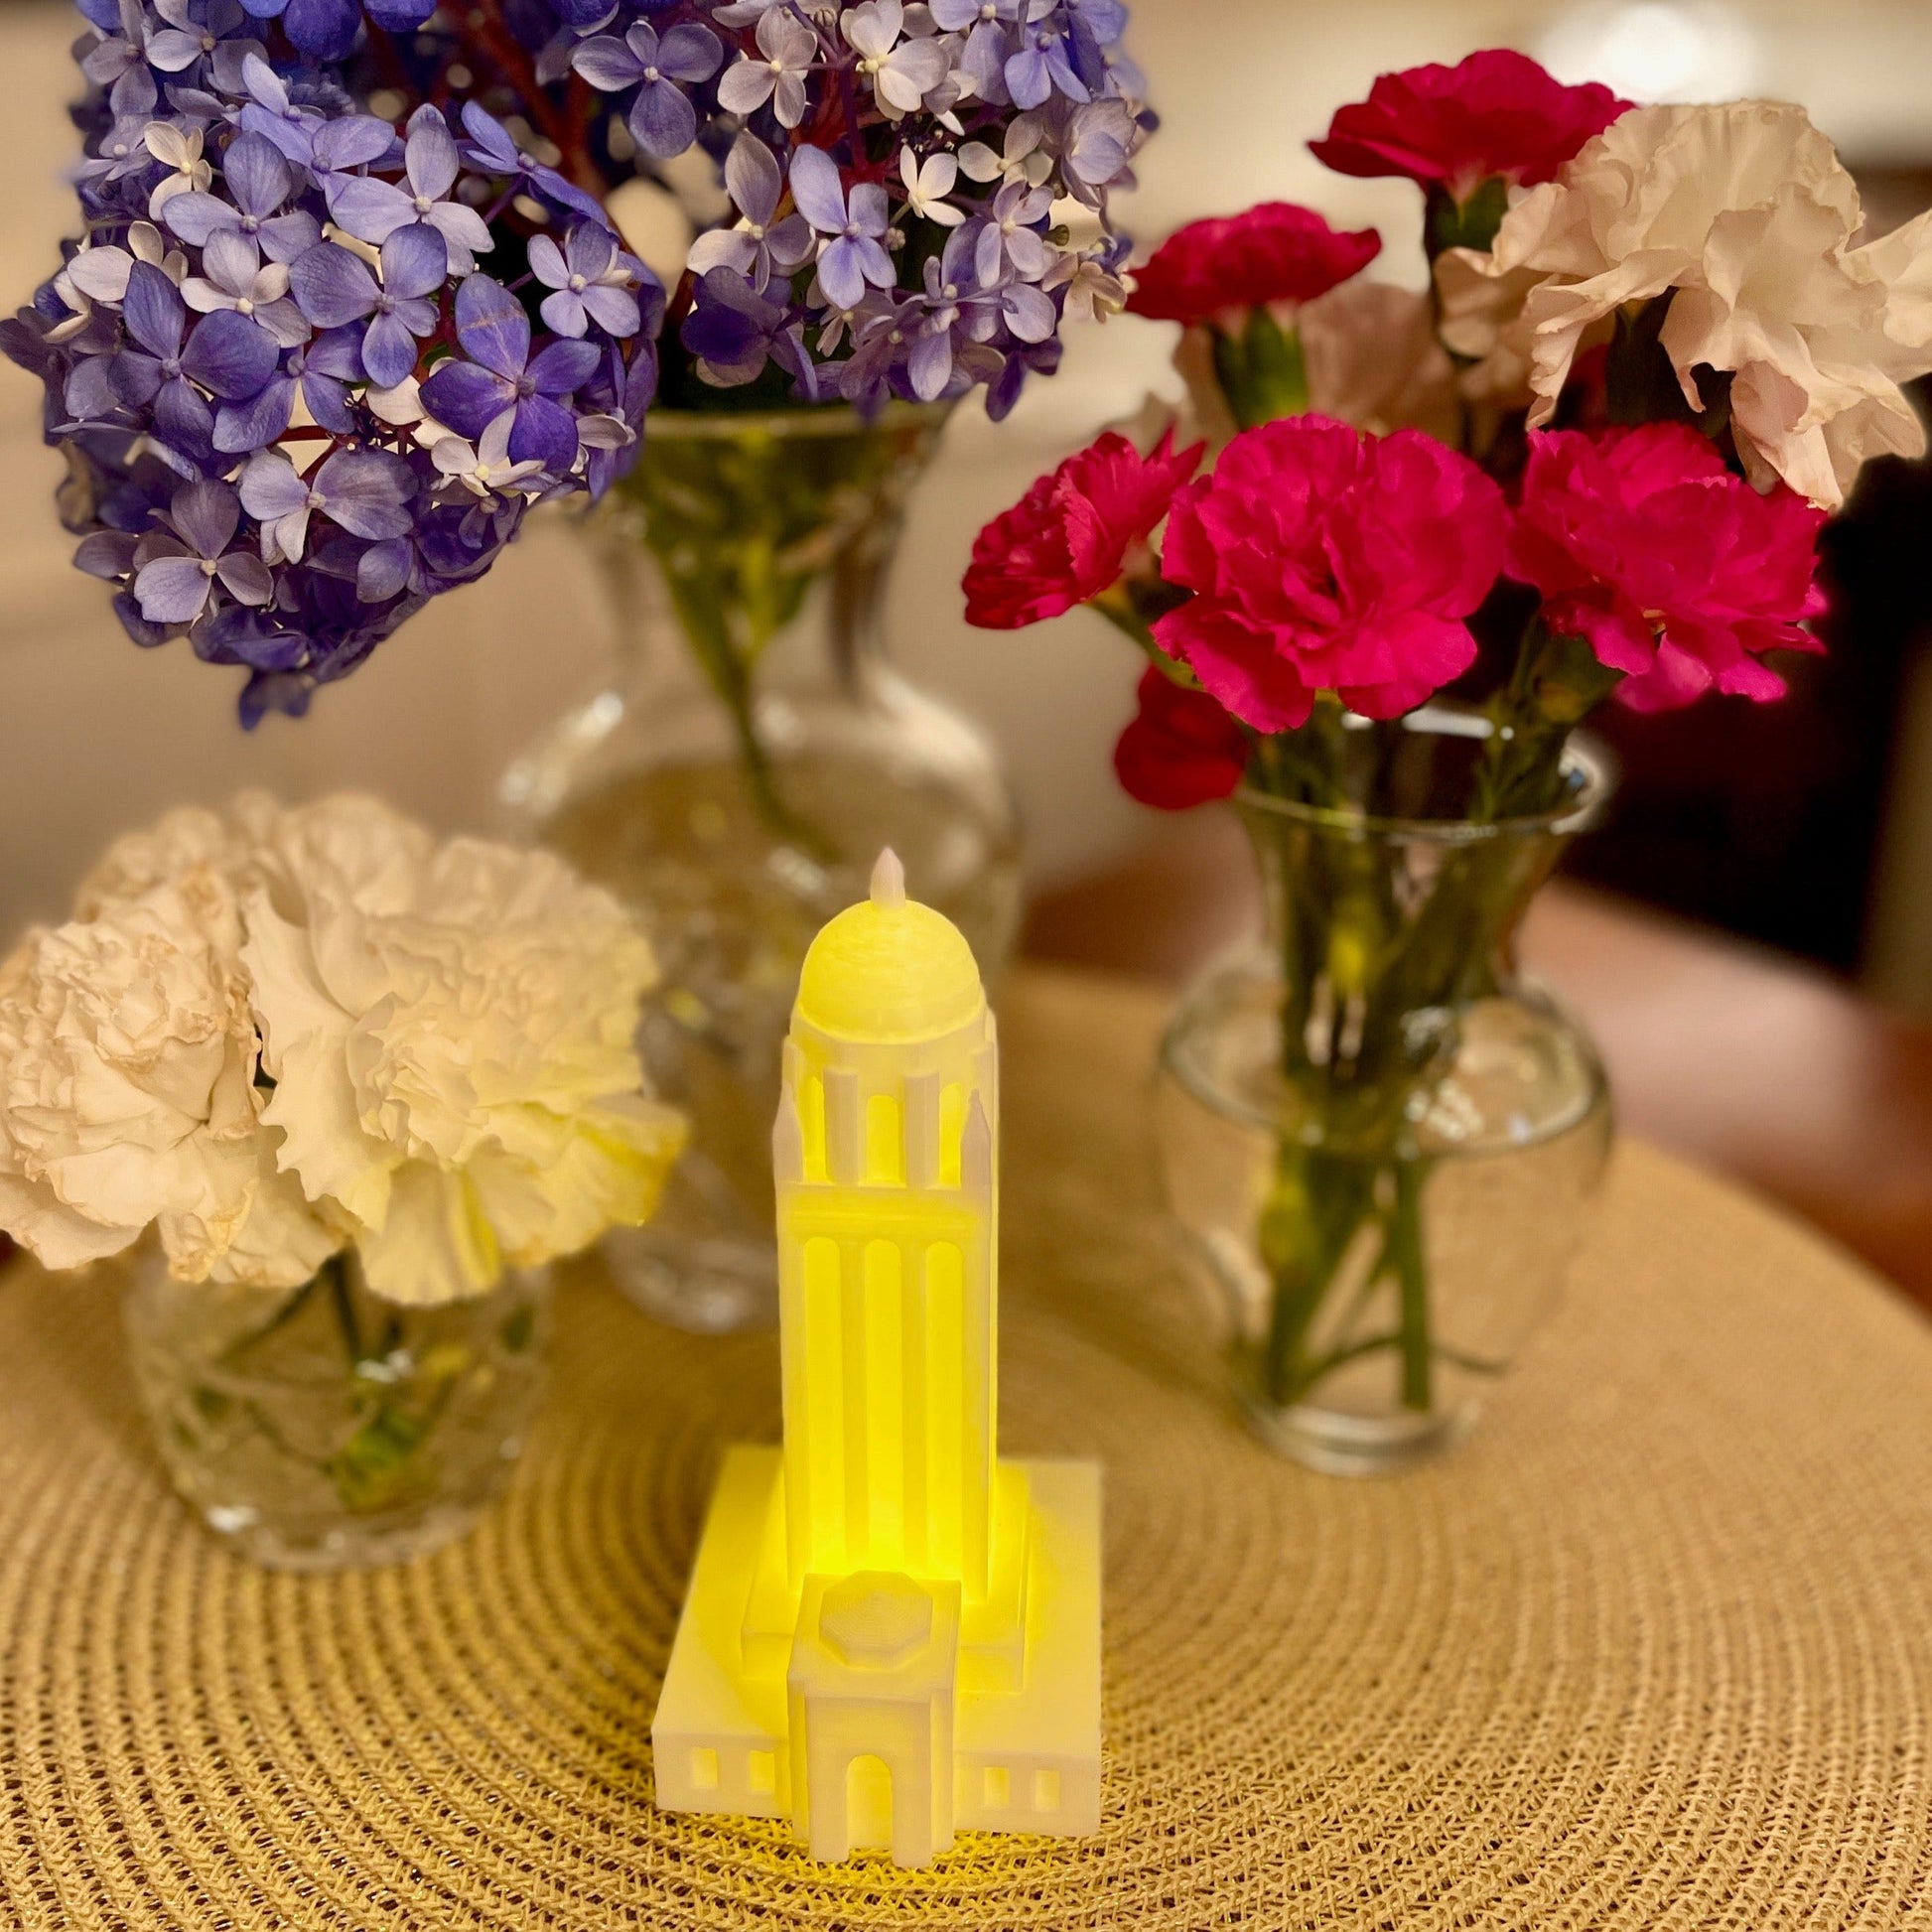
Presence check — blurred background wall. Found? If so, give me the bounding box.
[4,0,1932,1003]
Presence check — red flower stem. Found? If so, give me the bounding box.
[448,0,604,198]
[565,70,596,170]
[362,19,416,107]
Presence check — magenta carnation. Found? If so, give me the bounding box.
[1508,426,1829,713]
[1151,416,1506,731]
[1309,50,1629,198]
[962,430,1204,630]
[1114,666,1250,809]
[1125,205,1381,327]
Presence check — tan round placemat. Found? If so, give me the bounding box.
[2,967,1930,1930]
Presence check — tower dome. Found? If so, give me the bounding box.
[795,851,985,1042]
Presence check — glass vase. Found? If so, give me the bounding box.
[502,405,1022,1334]
[1156,709,1615,1475]
[124,1249,549,1571]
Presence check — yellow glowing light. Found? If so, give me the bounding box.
[652,851,1103,1867]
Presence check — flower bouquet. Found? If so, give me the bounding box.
[967,51,1932,1471]
[0,793,684,1565]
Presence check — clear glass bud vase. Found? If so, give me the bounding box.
[1156,710,1615,1475]
[124,1249,550,1571]
[501,406,1022,1333]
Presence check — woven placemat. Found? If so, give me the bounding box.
[2,967,1930,1930]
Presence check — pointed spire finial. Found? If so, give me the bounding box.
[870,847,906,910]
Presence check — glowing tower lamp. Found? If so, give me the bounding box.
[652,852,1102,1866]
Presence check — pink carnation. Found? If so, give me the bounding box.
[1151,416,1506,731]
[1310,50,1629,198]
[962,430,1203,630]
[1507,425,1829,713]
[1125,205,1381,327]
[1114,666,1250,809]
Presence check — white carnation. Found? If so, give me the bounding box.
[1448,100,1932,506]
[240,796,683,1307]
[75,792,282,920]
[0,871,330,1286]
[1,793,681,1304]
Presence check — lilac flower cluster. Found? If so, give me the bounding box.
[4,0,661,721]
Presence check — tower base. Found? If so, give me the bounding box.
[652,1447,1102,1866]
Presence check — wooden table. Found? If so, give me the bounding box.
[1024,811,1932,1317]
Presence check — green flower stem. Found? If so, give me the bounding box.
[1392,1158,1432,1412]
[1300,1328,1407,1387]
[1091,582,1178,662]
[1211,309,1310,430]
[1424,177,1511,260]
[213,1268,321,1371]
[614,413,936,859]
[1246,696,1582,1416]
[323,1251,362,1366]
[1472,623,1621,826]
[1261,1143,1377,1403]
[315,1254,457,1518]
[717,639,833,861]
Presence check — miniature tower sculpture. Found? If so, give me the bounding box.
[652,852,1102,1867]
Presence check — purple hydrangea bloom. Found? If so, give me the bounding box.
[714,7,816,128]
[324,104,491,271]
[458,103,609,224]
[789,146,894,313]
[77,106,163,187]
[671,0,1146,411]
[363,0,436,29]
[529,223,648,339]
[132,478,274,621]
[144,0,244,73]
[419,274,603,468]
[10,0,1145,718]
[238,442,415,561]
[570,18,723,161]
[976,177,1053,283]
[1006,12,1090,108]
[6,0,666,722]
[930,0,1020,103]
[287,224,445,387]
[685,133,812,294]
[234,53,328,166]
[837,294,925,405]
[212,322,363,451]
[237,0,361,63]
[906,228,1013,400]
[986,330,1061,420]
[162,130,322,262]
[181,228,310,347]
[682,267,794,386]
[112,260,280,455]
[839,1,950,115]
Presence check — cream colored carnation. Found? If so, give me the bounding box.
[1448,100,1932,506]
[1300,279,1461,442]
[3,792,680,1303]
[0,872,332,1287]
[75,793,282,919]
[1434,248,1543,409]
[240,796,683,1306]
[1147,283,1461,457]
